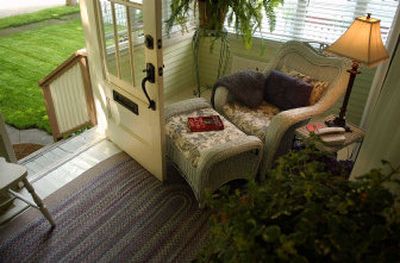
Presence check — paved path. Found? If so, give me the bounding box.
[0,0,65,18]
[0,13,80,37]
[6,125,53,146]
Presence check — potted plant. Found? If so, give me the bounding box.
[165,0,284,95]
[198,144,400,262]
[166,0,283,48]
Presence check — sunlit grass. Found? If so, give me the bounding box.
[0,19,84,133]
[0,6,80,30]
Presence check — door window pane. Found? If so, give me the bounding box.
[99,0,118,77]
[128,7,145,87]
[114,3,131,83]
[98,0,145,89]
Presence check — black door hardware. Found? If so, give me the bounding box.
[141,63,156,110]
[144,34,154,50]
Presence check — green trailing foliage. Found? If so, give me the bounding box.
[166,0,283,97]
[198,144,400,262]
[165,0,284,49]
[192,28,231,95]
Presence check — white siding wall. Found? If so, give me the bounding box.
[163,36,195,98]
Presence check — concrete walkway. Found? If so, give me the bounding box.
[0,0,65,18]
[0,13,80,37]
[6,125,53,146]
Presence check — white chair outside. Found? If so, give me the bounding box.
[0,113,55,227]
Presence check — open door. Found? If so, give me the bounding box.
[82,0,166,181]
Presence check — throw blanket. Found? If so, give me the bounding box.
[212,70,268,108]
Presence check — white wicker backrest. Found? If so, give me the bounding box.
[231,55,269,73]
[267,41,349,108]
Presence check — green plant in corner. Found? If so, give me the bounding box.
[198,144,400,262]
[165,0,284,96]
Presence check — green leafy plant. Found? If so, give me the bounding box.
[198,144,400,262]
[166,0,283,96]
[166,0,284,48]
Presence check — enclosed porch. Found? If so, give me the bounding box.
[1,0,399,261]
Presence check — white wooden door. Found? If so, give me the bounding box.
[92,0,166,181]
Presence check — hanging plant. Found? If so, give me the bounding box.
[165,0,284,96]
[165,0,284,48]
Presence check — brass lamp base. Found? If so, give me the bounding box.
[324,61,360,133]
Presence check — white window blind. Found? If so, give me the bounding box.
[232,0,398,45]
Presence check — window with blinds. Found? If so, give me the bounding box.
[230,0,398,45]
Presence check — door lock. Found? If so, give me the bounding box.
[144,34,154,50]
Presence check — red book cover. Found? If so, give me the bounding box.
[187,115,224,132]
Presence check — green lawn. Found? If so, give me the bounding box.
[0,18,84,133]
[0,6,80,30]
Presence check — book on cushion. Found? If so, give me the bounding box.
[187,115,224,132]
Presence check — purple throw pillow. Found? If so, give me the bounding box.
[264,70,312,110]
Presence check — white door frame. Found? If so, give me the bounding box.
[80,0,166,181]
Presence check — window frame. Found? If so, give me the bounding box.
[95,0,145,95]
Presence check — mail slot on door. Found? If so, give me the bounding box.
[112,90,139,116]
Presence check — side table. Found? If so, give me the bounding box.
[295,115,365,158]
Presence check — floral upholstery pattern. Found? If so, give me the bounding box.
[165,107,246,168]
[222,101,280,141]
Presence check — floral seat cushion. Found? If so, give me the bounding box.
[222,101,280,142]
[165,107,246,168]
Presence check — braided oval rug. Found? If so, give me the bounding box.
[0,152,209,262]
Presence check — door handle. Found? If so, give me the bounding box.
[142,63,156,111]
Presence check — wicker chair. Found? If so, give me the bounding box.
[165,98,263,207]
[212,41,349,179]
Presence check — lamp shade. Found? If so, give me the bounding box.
[327,14,389,67]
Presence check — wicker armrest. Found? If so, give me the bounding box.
[165,98,210,120]
[259,104,322,176]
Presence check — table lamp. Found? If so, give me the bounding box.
[325,13,389,131]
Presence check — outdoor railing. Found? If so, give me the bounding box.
[39,49,97,141]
